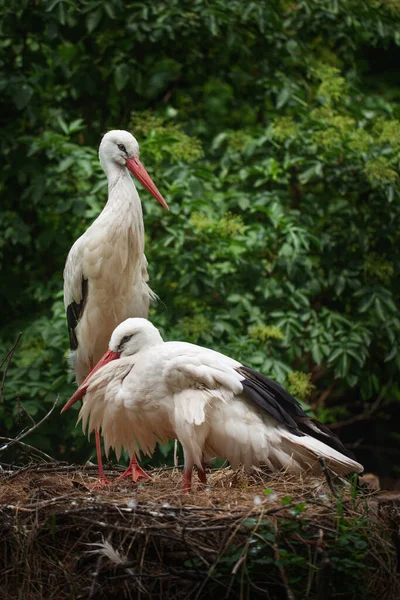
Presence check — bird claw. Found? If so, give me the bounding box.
[89,476,112,490]
[117,463,151,483]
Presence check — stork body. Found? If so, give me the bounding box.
[63,319,363,490]
[63,131,168,482]
[64,164,149,384]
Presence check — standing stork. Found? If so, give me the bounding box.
[62,318,363,491]
[63,131,168,484]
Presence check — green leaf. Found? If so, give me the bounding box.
[328,347,344,364]
[374,297,386,321]
[385,346,398,362]
[13,84,33,110]
[238,196,250,210]
[336,353,349,378]
[276,87,291,109]
[104,2,116,18]
[57,1,66,25]
[114,64,130,92]
[281,495,292,505]
[57,116,69,135]
[86,8,103,33]
[299,163,323,184]
[58,157,74,172]
[311,343,323,365]
[46,0,62,11]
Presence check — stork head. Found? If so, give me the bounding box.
[99,130,139,168]
[109,318,164,357]
[61,318,163,413]
[99,130,169,209]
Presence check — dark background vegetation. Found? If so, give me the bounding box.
[1,0,400,482]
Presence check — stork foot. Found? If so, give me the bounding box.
[89,476,112,490]
[117,457,150,483]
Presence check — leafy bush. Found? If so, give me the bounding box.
[1,0,400,469]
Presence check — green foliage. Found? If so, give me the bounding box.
[313,63,347,106]
[130,111,204,163]
[248,325,285,343]
[0,0,400,469]
[287,372,316,402]
[206,493,385,599]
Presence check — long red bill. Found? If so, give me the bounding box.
[61,349,120,413]
[126,157,169,210]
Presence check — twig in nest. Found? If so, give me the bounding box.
[88,553,102,600]
[0,332,22,402]
[274,529,296,600]
[174,439,179,469]
[315,529,332,600]
[319,458,338,499]
[0,395,59,455]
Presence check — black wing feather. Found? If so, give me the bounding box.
[66,277,88,350]
[240,378,301,434]
[237,365,356,460]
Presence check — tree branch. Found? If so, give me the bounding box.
[0,395,59,454]
[0,437,57,463]
[0,332,22,402]
[329,382,391,430]
[314,381,336,410]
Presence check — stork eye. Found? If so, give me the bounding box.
[118,144,127,153]
[120,334,133,346]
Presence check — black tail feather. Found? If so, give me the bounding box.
[237,365,357,461]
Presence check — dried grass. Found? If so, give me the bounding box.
[0,463,398,600]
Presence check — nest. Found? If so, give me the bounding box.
[0,462,399,600]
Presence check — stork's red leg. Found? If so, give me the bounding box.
[87,359,111,488]
[117,455,151,483]
[89,428,112,487]
[182,456,194,493]
[183,468,193,493]
[198,456,207,487]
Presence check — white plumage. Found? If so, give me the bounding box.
[63,318,364,491]
[63,131,168,482]
[64,130,167,384]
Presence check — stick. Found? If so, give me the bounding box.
[0,332,22,402]
[319,458,338,499]
[0,437,57,463]
[0,395,59,453]
[274,534,296,600]
[16,399,36,426]
[174,440,179,469]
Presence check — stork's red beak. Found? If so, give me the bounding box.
[126,157,169,210]
[61,349,120,413]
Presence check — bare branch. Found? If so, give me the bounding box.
[329,380,392,431]
[0,332,22,402]
[0,437,57,463]
[314,381,336,410]
[274,533,296,600]
[17,398,36,426]
[0,395,59,454]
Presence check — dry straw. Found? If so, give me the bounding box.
[0,462,398,600]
